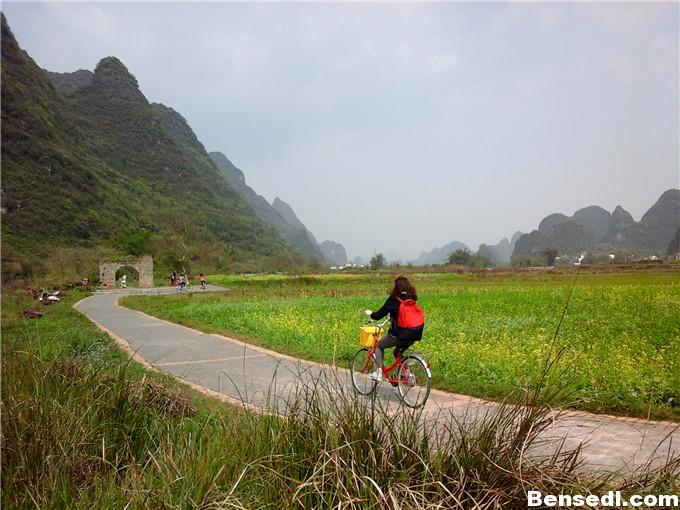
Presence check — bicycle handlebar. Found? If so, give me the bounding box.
[364,316,390,329]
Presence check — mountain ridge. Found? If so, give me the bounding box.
[413,241,469,266]
[319,240,348,266]
[208,151,336,263]
[512,189,680,261]
[1,13,296,277]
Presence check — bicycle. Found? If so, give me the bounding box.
[350,317,432,408]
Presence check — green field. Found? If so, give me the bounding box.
[123,269,680,420]
[8,287,677,508]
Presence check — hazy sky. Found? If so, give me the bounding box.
[4,1,678,260]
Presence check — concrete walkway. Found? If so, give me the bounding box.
[74,287,679,475]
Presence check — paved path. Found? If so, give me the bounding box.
[75,287,679,475]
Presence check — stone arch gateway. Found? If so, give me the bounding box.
[99,255,153,288]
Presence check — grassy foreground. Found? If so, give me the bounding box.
[2,286,679,508]
[122,269,680,420]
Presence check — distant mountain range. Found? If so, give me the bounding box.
[413,231,523,266]
[403,188,679,267]
[4,12,673,274]
[0,14,346,273]
[319,240,348,266]
[413,241,469,266]
[477,232,524,265]
[512,189,680,261]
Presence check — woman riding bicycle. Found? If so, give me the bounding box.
[364,276,424,380]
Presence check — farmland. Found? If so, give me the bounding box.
[123,268,680,420]
[8,287,678,508]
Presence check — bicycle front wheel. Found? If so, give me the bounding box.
[350,348,378,396]
[397,356,431,408]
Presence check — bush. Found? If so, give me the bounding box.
[448,248,472,265]
[370,253,386,270]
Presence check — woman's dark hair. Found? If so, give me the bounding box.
[390,276,416,298]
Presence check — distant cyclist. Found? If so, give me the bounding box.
[364,276,425,380]
[199,273,207,289]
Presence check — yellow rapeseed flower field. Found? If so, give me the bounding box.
[124,270,680,420]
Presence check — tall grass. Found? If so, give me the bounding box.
[2,291,678,508]
[3,347,679,508]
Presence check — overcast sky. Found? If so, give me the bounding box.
[4,2,678,260]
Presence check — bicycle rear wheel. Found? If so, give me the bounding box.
[397,356,431,408]
[350,348,378,396]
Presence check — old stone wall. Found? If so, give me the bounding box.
[99,255,153,288]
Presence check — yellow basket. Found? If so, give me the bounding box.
[359,326,381,347]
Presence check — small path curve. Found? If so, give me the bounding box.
[74,287,679,475]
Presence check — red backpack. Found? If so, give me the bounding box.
[395,296,425,341]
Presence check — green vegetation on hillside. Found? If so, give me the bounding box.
[123,269,680,420]
[210,151,328,262]
[1,14,314,283]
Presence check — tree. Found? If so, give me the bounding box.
[543,248,558,266]
[108,228,154,257]
[369,253,386,270]
[447,248,472,266]
[470,253,493,268]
